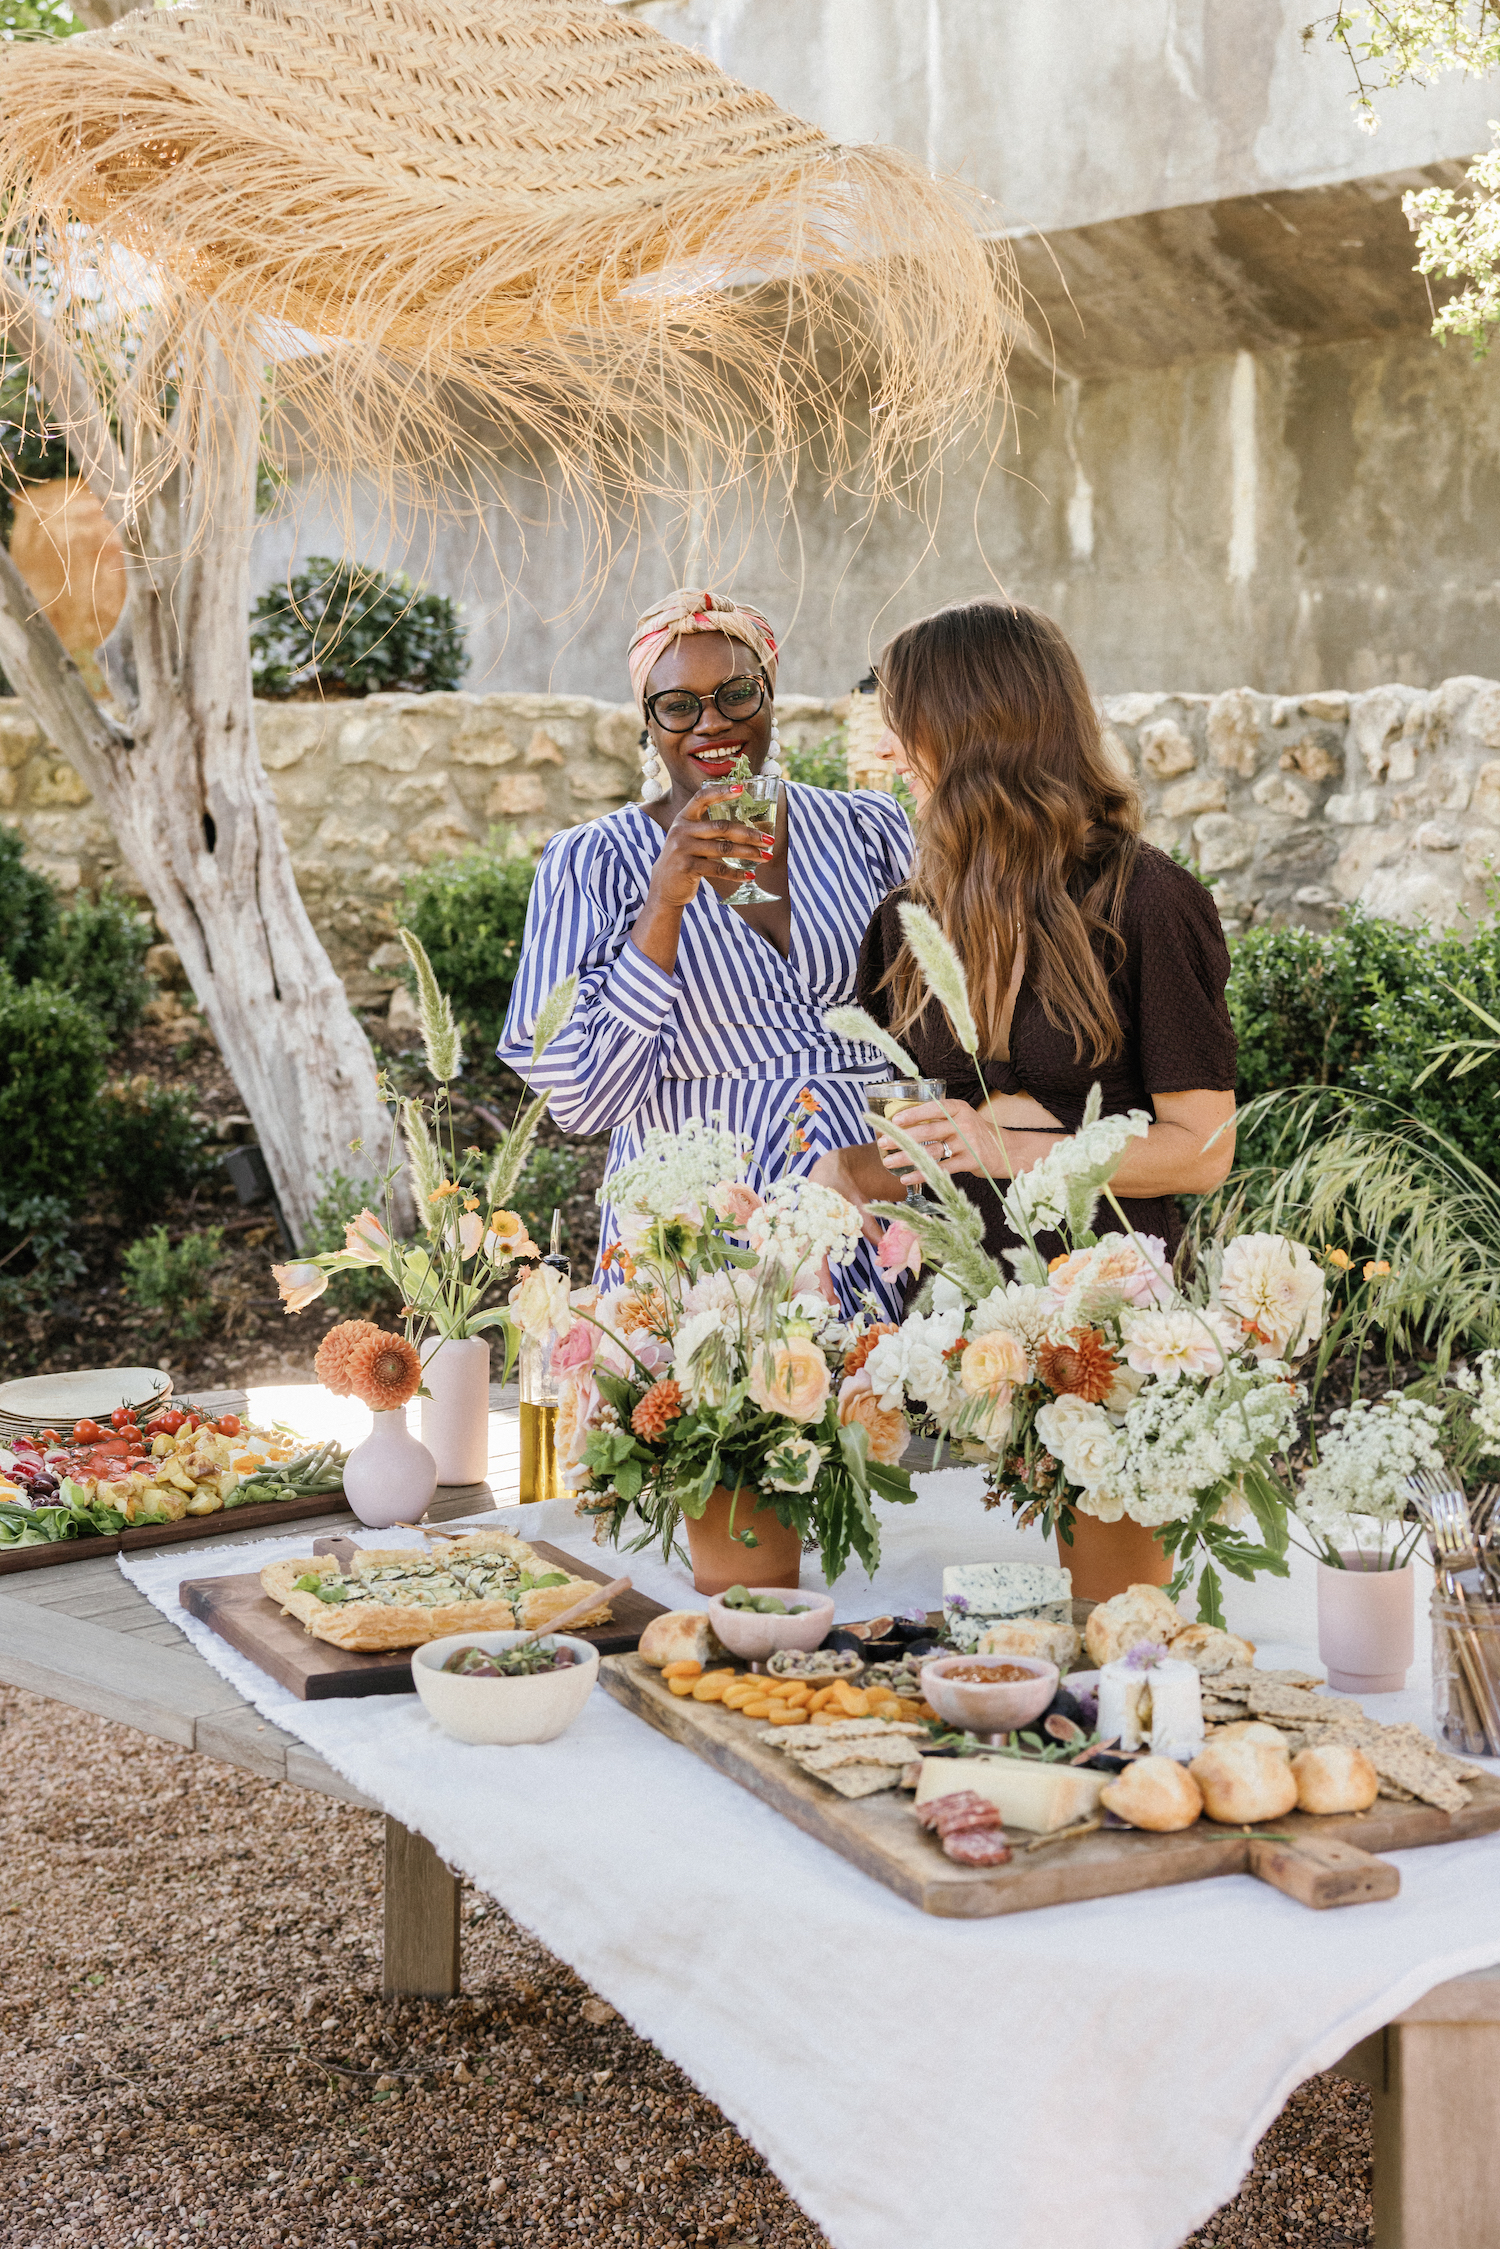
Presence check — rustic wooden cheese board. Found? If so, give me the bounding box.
[183,1542,669,1699]
[0,1487,354,1576]
[600,1652,1500,1918]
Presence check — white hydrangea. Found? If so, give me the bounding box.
[1464,1348,1500,1452]
[605,1119,750,1227]
[1295,1393,1447,1548]
[746,1177,863,1272]
[864,1301,966,1417]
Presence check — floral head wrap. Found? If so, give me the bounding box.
[627,588,779,715]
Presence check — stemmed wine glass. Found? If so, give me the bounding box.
[710,771,782,906]
[866,1078,947,1209]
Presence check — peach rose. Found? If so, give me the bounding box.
[960,1329,1029,1397]
[876,1220,922,1278]
[712,1181,764,1228]
[837,1369,911,1465]
[747,1335,831,1424]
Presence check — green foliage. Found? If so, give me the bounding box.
[396,832,537,1048]
[302,1170,402,1315]
[1226,907,1500,1174]
[250,555,468,699]
[122,1226,223,1341]
[97,1081,212,1224]
[42,887,155,1041]
[0,1192,84,1319]
[514,1143,582,1251]
[0,973,108,1198]
[782,734,849,790]
[0,825,58,983]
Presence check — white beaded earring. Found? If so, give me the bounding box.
[639,725,668,804]
[762,711,783,782]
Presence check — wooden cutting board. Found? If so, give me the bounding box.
[182,1542,668,1700]
[600,1652,1500,1919]
[0,1488,353,1575]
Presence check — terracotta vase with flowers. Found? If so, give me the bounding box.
[315,1321,435,1527]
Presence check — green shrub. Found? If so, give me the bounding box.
[42,886,155,1041]
[783,734,849,790]
[0,826,57,984]
[122,1225,223,1340]
[0,973,108,1197]
[302,1169,401,1315]
[1227,907,1500,1178]
[396,832,537,1050]
[98,1080,213,1223]
[0,1192,84,1319]
[250,555,468,699]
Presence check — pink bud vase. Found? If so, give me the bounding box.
[420,1335,492,1486]
[342,1408,437,1529]
[1316,1552,1415,1694]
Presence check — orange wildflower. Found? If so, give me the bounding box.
[631,1379,684,1441]
[797,1090,823,1114]
[346,1329,423,1412]
[314,1319,385,1398]
[843,1322,897,1377]
[1035,1326,1118,1405]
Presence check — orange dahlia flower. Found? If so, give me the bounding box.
[631,1378,684,1441]
[1035,1326,1118,1405]
[314,1319,385,1397]
[347,1329,423,1412]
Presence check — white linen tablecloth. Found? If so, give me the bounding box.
[122,1473,1500,2249]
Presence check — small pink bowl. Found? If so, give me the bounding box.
[919,1653,1059,1733]
[705,1587,835,1662]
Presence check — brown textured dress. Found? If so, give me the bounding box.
[854,843,1239,1271]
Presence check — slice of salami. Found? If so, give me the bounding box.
[922,1790,994,1831]
[942,1828,1012,1867]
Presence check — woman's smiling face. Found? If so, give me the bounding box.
[642,631,774,809]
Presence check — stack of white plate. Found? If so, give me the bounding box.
[0,1366,173,1441]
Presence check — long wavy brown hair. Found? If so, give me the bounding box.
[880,600,1140,1065]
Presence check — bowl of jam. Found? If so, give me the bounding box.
[918,1653,1059,1733]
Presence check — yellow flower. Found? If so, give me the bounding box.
[429,1179,462,1201]
[1324,1247,1353,1271]
[463,1195,480,1211]
[1363,1260,1392,1280]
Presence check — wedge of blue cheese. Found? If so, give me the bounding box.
[942,1561,1072,1652]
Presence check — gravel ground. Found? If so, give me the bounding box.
[0,1685,1372,2249]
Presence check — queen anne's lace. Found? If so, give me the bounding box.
[1294,1394,1446,1549]
[605,1119,750,1227]
[746,1177,863,1272]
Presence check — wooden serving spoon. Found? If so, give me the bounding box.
[512,1574,632,1647]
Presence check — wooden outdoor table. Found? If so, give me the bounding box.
[1,1388,1495,2247]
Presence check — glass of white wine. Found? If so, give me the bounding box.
[709,770,782,905]
[866,1078,947,1210]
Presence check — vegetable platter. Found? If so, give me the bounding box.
[0,1405,350,1572]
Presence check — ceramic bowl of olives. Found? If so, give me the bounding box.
[705,1584,836,1662]
[411,1630,599,1745]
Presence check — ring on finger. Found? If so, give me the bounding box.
[941,1142,952,1161]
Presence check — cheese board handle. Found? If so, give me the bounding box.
[1247,1833,1400,1909]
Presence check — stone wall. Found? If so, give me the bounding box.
[0,691,844,1014]
[2,677,1493,1019]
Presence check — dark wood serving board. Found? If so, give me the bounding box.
[600,1652,1500,1919]
[182,1542,669,1700]
[0,1488,354,1575]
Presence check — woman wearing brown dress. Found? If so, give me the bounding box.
[812,600,1239,1272]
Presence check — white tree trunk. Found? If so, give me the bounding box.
[0,330,400,1243]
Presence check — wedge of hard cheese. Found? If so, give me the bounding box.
[914,1756,1110,1834]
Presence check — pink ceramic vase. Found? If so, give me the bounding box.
[420,1334,491,1486]
[342,1408,437,1529]
[1316,1553,1415,1694]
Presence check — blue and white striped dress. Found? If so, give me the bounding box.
[498,782,914,1318]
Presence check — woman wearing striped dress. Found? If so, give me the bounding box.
[497,589,913,1316]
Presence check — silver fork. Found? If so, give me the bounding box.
[1409,1474,1500,1753]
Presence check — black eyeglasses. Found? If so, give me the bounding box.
[643,673,767,734]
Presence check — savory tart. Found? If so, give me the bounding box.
[261,1531,612,1652]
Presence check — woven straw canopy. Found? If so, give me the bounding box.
[0,0,1014,524]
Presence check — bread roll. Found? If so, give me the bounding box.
[1100,1756,1204,1832]
[1169,1623,1256,1675]
[638,1611,726,1669]
[1292,1743,1379,1816]
[1083,1583,1185,1667]
[976,1616,1081,1670]
[1211,1720,1290,1756]
[1189,1741,1299,1825]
